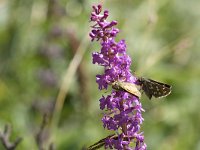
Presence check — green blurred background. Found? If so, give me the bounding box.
[0,0,200,149]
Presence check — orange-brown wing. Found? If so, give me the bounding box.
[120,82,141,98]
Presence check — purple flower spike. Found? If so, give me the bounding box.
[89,4,146,150]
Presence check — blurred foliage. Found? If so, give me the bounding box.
[0,0,200,150]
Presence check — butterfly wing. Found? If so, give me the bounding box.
[138,77,172,99]
[139,79,153,99]
[112,81,141,98]
[148,79,171,88]
[120,82,141,98]
[147,79,171,98]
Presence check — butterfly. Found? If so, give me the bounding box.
[137,77,172,100]
[86,134,116,150]
[112,81,141,98]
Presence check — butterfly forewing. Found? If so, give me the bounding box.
[138,77,172,99]
[139,79,153,99]
[112,81,141,98]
